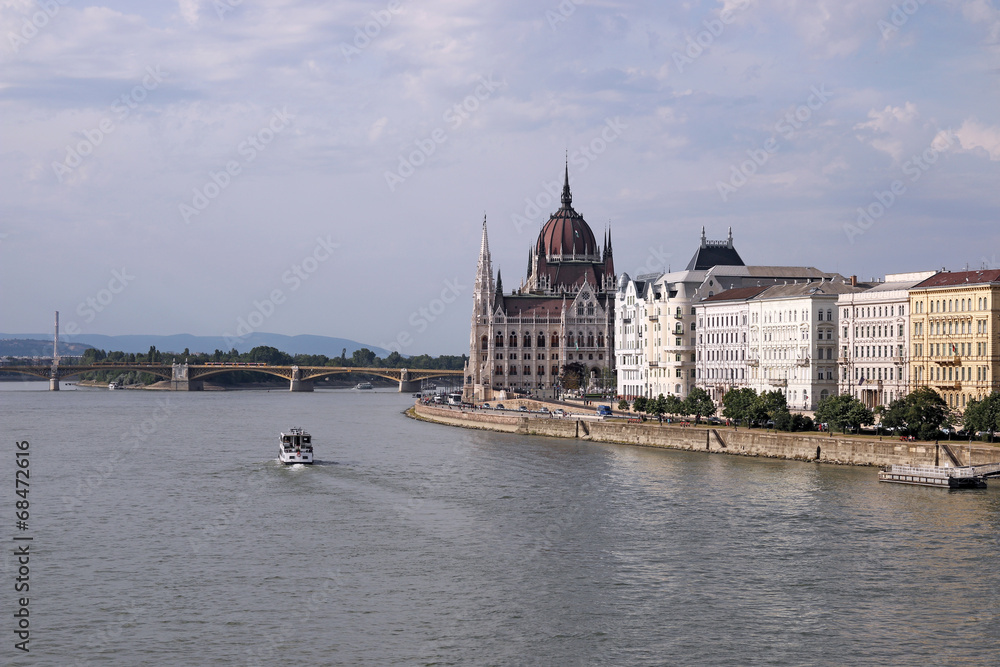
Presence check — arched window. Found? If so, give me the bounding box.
[587,333,595,347]
[551,365,559,377]
[586,304,594,316]
[523,333,531,348]
[577,306,584,316]
[567,333,575,347]
[510,366,517,375]
[495,333,504,347]
[537,333,545,348]
[818,310,824,321]
[481,335,488,350]
[826,309,832,321]
[538,366,545,376]
[524,366,531,375]
[495,365,503,376]
[597,333,605,347]
[551,332,559,347]
[509,333,518,347]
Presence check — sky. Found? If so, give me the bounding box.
[2,0,999,356]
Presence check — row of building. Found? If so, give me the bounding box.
[462,169,1000,413]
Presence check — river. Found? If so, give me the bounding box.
[2,383,1000,665]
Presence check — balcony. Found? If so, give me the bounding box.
[933,356,962,366]
[767,379,787,387]
[674,313,684,319]
[795,357,810,367]
[747,359,759,367]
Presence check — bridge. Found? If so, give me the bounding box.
[0,362,464,392]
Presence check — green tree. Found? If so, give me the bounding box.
[648,394,667,421]
[663,394,683,418]
[633,395,648,413]
[618,398,630,411]
[682,387,716,424]
[815,394,874,434]
[722,387,757,426]
[351,348,377,367]
[964,391,1000,441]
[247,346,293,365]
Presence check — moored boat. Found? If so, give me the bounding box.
[355,382,374,390]
[279,428,314,464]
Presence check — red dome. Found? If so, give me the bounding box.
[538,210,597,258]
[536,168,598,258]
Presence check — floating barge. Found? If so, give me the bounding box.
[878,464,994,489]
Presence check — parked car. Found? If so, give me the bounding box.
[496,404,505,410]
[518,405,528,412]
[596,405,612,416]
[481,403,491,409]
[707,417,723,425]
[553,409,566,417]
[538,407,549,413]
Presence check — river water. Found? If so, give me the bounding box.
[2,383,1000,666]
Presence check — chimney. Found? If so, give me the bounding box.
[850,275,857,286]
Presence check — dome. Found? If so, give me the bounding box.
[535,166,598,259]
[617,272,631,292]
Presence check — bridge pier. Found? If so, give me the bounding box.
[171,363,204,391]
[398,368,420,393]
[289,366,314,392]
[49,378,60,391]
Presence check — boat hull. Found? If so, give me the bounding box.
[279,451,313,465]
[878,470,986,489]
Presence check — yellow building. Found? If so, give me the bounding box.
[908,270,1000,412]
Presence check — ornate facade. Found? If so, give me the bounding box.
[464,168,615,401]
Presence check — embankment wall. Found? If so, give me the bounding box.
[413,404,1000,468]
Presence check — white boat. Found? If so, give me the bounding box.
[355,382,374,390]
[279,428,314,465]
[108,382,120,390]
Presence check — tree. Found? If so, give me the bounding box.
[682,387,716,424]
[633,395,648,413]
[618,398,630,411]
[964,392,1000,441]
[648,394,668,421]
[815,394,874,434]
[722,387,757,426]
[663,394,683,418]
[351,348,377,367]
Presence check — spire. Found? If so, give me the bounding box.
[496,270,503,296]
[700,226,707,248]
[727,226,733,248]
[561,157,572,208]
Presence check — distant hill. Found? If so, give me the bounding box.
[0,338,94,358]
[0,333,391,358]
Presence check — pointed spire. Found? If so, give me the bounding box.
[727,226,733,248]
[496,270,503,295]
[561,156,572,207]
[701,226,707,248]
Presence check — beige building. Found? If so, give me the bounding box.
[908,269,1000,412]
[464,169,615,401]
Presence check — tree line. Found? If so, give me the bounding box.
[75,346,468,386]
[619,385,1000,441]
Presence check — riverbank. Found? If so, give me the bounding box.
[411,403,1000,469]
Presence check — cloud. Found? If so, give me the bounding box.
[853,102,920,162]
[951,119,1000,160]
[178,0,200,26]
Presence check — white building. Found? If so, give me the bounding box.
[837,271,936,409]
[694,286,767,403]
[616,229,847,400]
[742,281,867,410]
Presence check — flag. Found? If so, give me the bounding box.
[858,377,865,386]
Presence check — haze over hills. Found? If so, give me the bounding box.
[0,333,391,358]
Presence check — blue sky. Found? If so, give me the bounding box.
[2,0,999,355]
